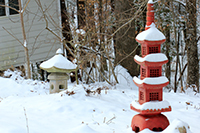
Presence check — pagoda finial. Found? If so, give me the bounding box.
[145,0,155,30]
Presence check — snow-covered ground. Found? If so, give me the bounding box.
[0,67,199,133]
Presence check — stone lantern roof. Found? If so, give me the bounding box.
[40,48,77,73]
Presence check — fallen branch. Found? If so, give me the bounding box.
[23,107,29,133]
[106,116,116,125]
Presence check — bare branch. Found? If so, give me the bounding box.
[111,1,147,37]
[0,4,19,13]
[2,27,24,47]
[115,44,139,67]
[21,0,31,14]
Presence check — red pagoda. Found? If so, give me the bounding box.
[130,0,171,132]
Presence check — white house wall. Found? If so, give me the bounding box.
[0,0,61,70]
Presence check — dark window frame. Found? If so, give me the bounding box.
[0,0,19,17]
[0,0,6,16]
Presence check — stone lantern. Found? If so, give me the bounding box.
[40,48,77,94]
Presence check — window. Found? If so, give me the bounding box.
[9,0,19,15]
[0,0,6,16]
[150,69,160,77]
[50,84,54,90]
[140,91,144,101]
[149,46,158,54]
[0,0,19,16]
[142,46,146,56]
[59,85,64,89]
[149,92,159,101]
[141,68,146,78]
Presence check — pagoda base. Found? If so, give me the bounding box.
[131,113,169,132]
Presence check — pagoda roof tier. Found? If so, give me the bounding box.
[133,76,169,89]
[130,100,171,115]
[136,23,166,43]
[134,53,168,66]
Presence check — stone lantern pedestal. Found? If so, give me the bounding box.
[48,72,69,94]
[40,48,77,94]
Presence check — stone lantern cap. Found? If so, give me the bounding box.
[40,48,77,73]
[136,23,166,41]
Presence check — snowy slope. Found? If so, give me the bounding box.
[0,68,199,133]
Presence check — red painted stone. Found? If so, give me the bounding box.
[135,60,168,68]
[130,1,171,132]
[132,81,169,90]
[130,104,171,115]
[135,40,166,57]
[131,114,170,132]
[145,3,155,30]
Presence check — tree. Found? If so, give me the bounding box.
[154,0,172,85]
[186,0,199,92]
[114,0,141,77]
[154,0,199,93]
[56,0,119,84]
[1,0,31,78]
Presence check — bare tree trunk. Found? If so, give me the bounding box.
[19,0,31,79]
[60,0,74,60]
[170,0,178,92]
[165,27,171,84]
[186,0,199,92]
[174,31,184,93]
[99,0,108,81]
[178,54,184,92]
[77,0,85,29]
[174,32,180,93]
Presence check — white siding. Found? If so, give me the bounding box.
[0,0,61,70]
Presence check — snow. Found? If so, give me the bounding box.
[133,76,169,85]
[0,68,199,133]
[140,119,192,133]
[56,48,63,54]
[40,48,77,70]
[136,23,166,41]
[162,119,192,133]
[76,29,86,35]
[131,100,170,110]
[134,53,168,62]
[23,40,27,47]
[148,0,154,4]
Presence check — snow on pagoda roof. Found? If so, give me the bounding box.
[131,100,171,111]
[136,23,166,41]
[148,0,154,4]
[134,53,168,63]
[133,76,169,85]
[40,48,77,72]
